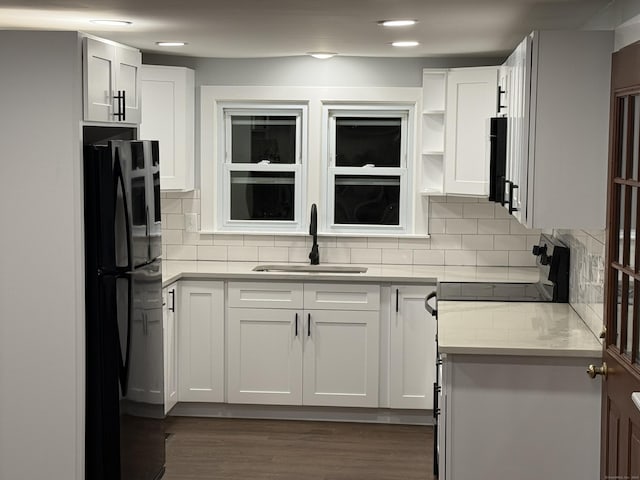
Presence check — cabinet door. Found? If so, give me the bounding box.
[140,66,195,191]
[115,46,142,124]
[389,285,437,409]
[163,284,178,414]
[178,281,225,402]
[302,309,379,407]
[444,67,498,196]
[227,308,303,405]
[83,37,115,122]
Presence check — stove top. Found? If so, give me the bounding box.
[437,233,570,303]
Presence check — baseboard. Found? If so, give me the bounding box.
[168,402,433,426]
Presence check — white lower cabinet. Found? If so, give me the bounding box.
[162,283,179,414]
[178,281,225,402]
[227,308,303,405]
[389,285,437,409]
[227,282,380,408]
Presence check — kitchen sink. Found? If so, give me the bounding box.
[252,264,368,273]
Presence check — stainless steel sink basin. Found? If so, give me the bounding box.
[252,264,368,273]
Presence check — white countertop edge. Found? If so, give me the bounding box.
[438,345,602,358]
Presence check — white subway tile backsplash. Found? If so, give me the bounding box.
[493,234,526,251]
[509,220,541,235]
[428,218,446,234]
[351,248,382,264]
[274,236,307,247]
[430,234,462,250]
[166,245,197,261]
[461,235,494,251]
[493,205,513,219]
[462,203,495,219]
[324,247,351,264]
[477,250,509,266]
[477,219,511,234]
[318,236,337,248]
[430,202,464,218]
[508,251,537,267]
[337,237,368,248]
[182,232,214,246]
[162,229,183,245]
[445,250,477,266]
[288,247,311,263]
[165,214,185,230]
[445,218,478,234]
[444,195,479,203]
[161,198,182,214]
[197,245,228,261]
[228,246,259,262]
[245,235,275,246]
[414,250,445,265]
[398,237,430,250]
[367,237,399,249]
[182,198,201,214]
[258,247,289,262]
[382,249,413,265]
[213,234,244,246]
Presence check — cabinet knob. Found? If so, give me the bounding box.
[586,362,608,379]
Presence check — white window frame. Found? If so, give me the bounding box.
[216,103,307,233]
[323,105,414,234]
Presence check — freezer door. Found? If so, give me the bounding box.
[148,141,162,261]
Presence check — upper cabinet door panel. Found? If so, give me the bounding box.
[83,37,115,122]
[444,67,498,196]
[116,47,141,124]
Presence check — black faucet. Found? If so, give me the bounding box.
[309,203,319,265]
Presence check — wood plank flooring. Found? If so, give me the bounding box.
[164,417,433,480]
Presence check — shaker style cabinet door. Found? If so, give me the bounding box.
[302,309,379,408]
[115,46,142,124]
[177,281,225,402]
[389,285,437,409]
[163,283,179,414]
[444,67,499,196]
[140,65,195,191]
[227,308,303,405]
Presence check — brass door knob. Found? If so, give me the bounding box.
[587,362,608,379]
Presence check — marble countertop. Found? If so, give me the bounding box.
[438,301,602,358]
[162,260,539,287]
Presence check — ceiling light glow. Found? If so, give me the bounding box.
[391,41,419,47]
[156,42,187,47]
[380,20,416,27]
[308,52,337,59]
[90,19,132,26]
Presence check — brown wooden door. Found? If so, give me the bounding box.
[601,40,640,479]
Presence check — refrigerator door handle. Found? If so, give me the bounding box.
[113,150,134,271]
[116,272,133,396]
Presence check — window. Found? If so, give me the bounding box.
[325,108,412,233]
[219,106,306,232]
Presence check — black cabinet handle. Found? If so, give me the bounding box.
[113,90,124,120]
[508,181,519,214]
[497,86,506,113]
[295,313,298,337]
[425,291,437,318]
[121,90,126,122]
[169,289,175,312]
[395,289,399,313]
[307,313,311,337]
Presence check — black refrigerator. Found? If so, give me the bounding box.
[84,135,165,480]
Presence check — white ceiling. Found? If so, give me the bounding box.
[0,0,632,58]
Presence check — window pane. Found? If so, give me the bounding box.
[334,175,400,225]
[335,117,401,167]
[231,116,296,164]
[230,171,294,221]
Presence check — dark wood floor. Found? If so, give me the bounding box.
[164,417,433,480]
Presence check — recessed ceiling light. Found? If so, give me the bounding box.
[391,41,419,47]
[90,19,132,26]
[380,20,417,27]
[308,52,337,59]
[156,42,188,47]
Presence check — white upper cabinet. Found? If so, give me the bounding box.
[140,65,195,191]
[420,66,498,196]
[83,36,141,124]
[444,67,498,196]
[501,30,613,229]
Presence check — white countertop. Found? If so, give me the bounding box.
[162,261,539,286]
[438,301,602,358]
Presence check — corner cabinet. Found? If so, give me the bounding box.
[389,285,437,409]
[500,30,613,229]
[83,36,142,124]
[227,282,380,408]
[177,281,225,402]
[140,65,195,191]
[420,67,498,196]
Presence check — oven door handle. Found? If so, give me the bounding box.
[425,291,437,318]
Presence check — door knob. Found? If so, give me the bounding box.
[586,362,608,379]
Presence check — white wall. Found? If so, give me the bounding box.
[0,31,84,480]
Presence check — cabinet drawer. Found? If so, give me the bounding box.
[227,282,303,309]
[303,283,380,311]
